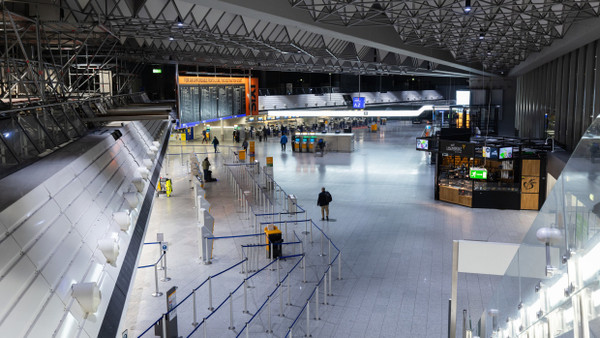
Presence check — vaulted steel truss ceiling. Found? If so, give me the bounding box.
[15,0,600,77]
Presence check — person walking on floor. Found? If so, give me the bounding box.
[280,134,288,151]
[242,139,248,152]
[202,130,208,144]
[317,187,332,220]
[212,136,219,153]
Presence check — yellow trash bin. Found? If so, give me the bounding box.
[264,225,282,259]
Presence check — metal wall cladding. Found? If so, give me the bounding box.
[0,120,167,337]
[516,38,600,151]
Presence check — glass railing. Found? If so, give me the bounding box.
[479,115,600,337]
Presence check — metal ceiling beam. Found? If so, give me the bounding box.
[509,16,600,77]
[195,0,496,77]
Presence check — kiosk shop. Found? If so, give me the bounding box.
[434,140,547,210]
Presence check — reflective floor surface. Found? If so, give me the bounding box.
[125,122,537,337]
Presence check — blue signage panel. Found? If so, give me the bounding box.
[352,97,365,109]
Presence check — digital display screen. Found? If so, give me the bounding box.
[417,139,429,150]
[499,147,513,159]
[295,138,300,142]
[482,147,498,159]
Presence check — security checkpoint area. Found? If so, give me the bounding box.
[125,141,343,337]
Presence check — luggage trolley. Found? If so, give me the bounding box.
[156,177,173,197]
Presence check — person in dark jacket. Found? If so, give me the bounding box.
[212,136,219,153]
[317,187,332,220]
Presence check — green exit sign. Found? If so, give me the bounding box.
[152,68,162,74]
[469,168,488,180]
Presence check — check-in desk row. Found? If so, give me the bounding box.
[291,133,355,153]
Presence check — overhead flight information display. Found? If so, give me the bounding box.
[178,76,258,128]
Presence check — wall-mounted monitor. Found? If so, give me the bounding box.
[482,146,498,159]
[499,147,513,159]
[417,139,429,150]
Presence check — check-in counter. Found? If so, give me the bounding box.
[292,133,354,152]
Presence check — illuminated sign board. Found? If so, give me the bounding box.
[352,97,365,109]
[152,68,162,74]
[469,168,488,180]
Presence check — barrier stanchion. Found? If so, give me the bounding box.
[243,279,249,314]
[285,272,292,305]
[305,301,311,337]
[279,282,284,317]
[152,265,162,297]
[303,219,309,235]
[303,256,307,283]
[319,231,325,257]
[162,313,167,338]
[277,258,281,282]
[267,295,273,333]
[324,273,328,305]
[246,322,250,338]
[203,318,207,338]
[315,285,320,320]
[192,290,199,326]
[328,239,332,259]
[161,253,171,281]
[338,253,342,280]
[228,292,235,330]
[285,221,288,240]
[208,276,214,311]
[328,265,333,296]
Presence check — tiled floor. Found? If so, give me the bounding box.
[124,122,536,337]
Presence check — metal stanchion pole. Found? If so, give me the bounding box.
[319,232,325,256]
[157,243,164,270]
[328,265,333,296]
[162,313,167,338]
[287,272,291,305]
[192,290,199,326]
[303,256,307,283]
[152,265,162,297]
[203,318,207,338]
[328,239,332,260]
[161,253,171,281]
[243,279,249,314]
[208,276,214,311]
[266,295,273,333]
[303,219,309,235]
[279,284,284,317]
[305,301,311,337]
[315,285,320,320]
[246,322,249,338]
[285,221,288,240]
[324,273,328,305]
[228,293,235,330]
[277,258,281,283]
[338,253,342,280]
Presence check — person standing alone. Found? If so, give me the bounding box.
[212,136,219,153]
[280,134,288,151]
[317,187,332,221]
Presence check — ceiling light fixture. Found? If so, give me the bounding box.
[464,0,472,13]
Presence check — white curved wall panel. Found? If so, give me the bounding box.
[0,121,166,337]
